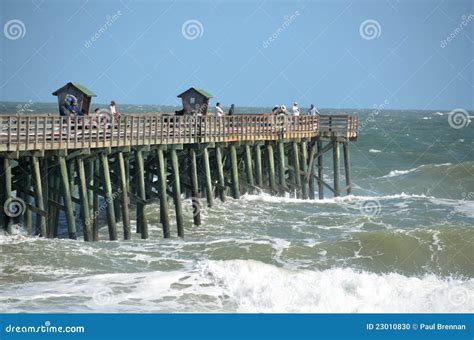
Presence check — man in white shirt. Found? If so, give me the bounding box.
[213,102,224,117]
[292,102,300,116]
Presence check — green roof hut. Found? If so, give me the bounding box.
[52,82,97,116]
[177,87,213,115]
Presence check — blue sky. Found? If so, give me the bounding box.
[0,0,472,110]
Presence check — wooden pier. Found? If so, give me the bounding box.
[0,113,358,240]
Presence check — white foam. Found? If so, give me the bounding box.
[242,192,432,205]
[455,201,474,218]
[381,163,453,178]
[198,260,473,313]
[369,149,382,153]
[2,260,472,313]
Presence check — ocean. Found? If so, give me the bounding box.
[0,104,473,313]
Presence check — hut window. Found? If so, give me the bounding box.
[190,97,195,104]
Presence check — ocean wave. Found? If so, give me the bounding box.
[1,260,472,313]
[242,192,434,204]
[381,163,453,178]
[198,260,474,313]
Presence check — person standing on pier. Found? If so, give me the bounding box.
[228,104,235,116]
[292,102,300,116]
[308,104,320,115]
[213,102,224,117]
[110,100,121,118]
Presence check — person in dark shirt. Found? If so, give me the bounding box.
[228,104,235,115]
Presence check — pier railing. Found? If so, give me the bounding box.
[0,114,358,152]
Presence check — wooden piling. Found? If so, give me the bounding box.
[244,144,255,190]
[267,143,277,192]
[343,142,352,195]
[117,152,131,240]
[278,141,286,189]
[77,157,92,241]
[254,144,263,187]
[308,142,316,200]
[301,141,309,200]
[189,148,201,226]
[52,165,61,238]
[317,139,324,200]
[59,156,77,239]
[100,153,117,241]
[215,146,226,202]
[157,148,170,238]
[135,150,148,239]
[41,158,49,235]
[23,159,33,234]
[229,144,240,199]
[333,141,340,197]
[292,142,301,196]
[203,147,214,207]
[31,156,47,237]
[92,158,100,241]
[3,158,12,229]
[112,156,122,223]
[170,149,184,237]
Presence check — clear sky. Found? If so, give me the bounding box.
[0,0,472,110]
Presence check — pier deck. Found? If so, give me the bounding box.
[0,114,357,152]
[0,113,358,241]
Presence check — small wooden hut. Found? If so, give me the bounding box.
[52,82,97,116]
[177,87,213,115]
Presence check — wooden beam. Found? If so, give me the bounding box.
[117,152,131,240]
[170,149,184,237]
[100,153,117,241]
[59,156,77,239]
[157,148,170,238]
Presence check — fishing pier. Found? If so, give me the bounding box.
[0,103,358,241]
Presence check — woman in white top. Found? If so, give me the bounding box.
[292,102,300,116]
